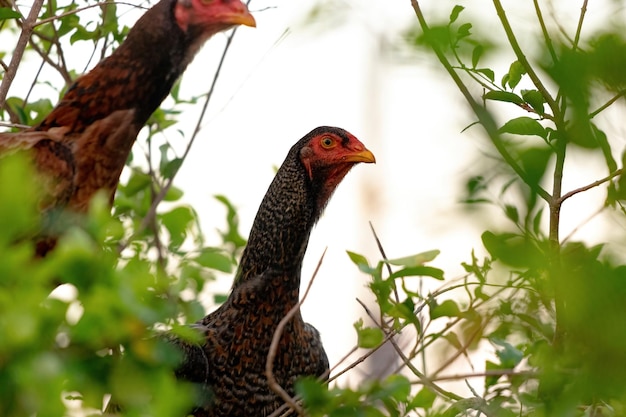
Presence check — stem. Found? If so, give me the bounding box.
[572,0,588,51]
[549,137,566,344]
[532,0,558,64]
[589,90,626,119]
[558,168,623,205]
[0,0,45,109]
[491,0,561,122]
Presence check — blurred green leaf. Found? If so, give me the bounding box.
[521,89,546,115]
[0,7,21,20]
[385,250,440,267]
[409,387,437,410]
[430,299,461,319]
[484,90,524,104]
[449,5,464,24]
[499,117,547,138]
[195,248,233,273]
[354,319,384,348]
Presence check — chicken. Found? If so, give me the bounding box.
[171,126,376,416]
[0,0,255,255]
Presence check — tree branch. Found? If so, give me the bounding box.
[0,0,45,109]
[491,0,562,122]
[558,168,623,205]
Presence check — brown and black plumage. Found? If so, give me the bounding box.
[172,126,376,416]
[0,0,255,255]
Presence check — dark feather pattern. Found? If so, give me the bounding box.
[0,0,255,256]
[171,126,375,416]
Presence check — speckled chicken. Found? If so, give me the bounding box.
[172,126,376,416]
[0,0,255,255]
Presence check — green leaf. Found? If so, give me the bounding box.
[164,185,184,202]
[162,158,183,180]
[443,332,463,350]
[121,170,151,196]
[449,5,464,24]
[385,250,440,267]
[481,231,542,268]
[492,338,524,368]
[430,299,461,319]
[214,195,247,250]
[160,206,194,249]
[506,60,526,89]
[347,250,370,268]
[354,319,384,348]
[484,90,524,104]
[519,146,552,186]
[347,250,380,276]
[295,377,330,409]
[409,387,437,410]
[477,68,494,82]
[504,204,519,223]
[0,7,21,20]
[471,45,483,68]
[457,23,472,40]
[388,266,444,280]
[521,89,545,115]
[485,360,503,388]
[499,116,547,138]
[195,248,233,273]
[382,374,411,402]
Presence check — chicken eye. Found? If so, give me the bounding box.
[320,137,335,149]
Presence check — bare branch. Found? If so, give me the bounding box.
[0,0,45,108]
[558,168,623,205]
[491,0,562,122]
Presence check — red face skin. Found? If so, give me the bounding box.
[300,132,376,208]
[174,0,256,33]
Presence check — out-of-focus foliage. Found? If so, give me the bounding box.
[297,2,626,417]
[0,1,245,415]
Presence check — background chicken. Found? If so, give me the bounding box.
[0,0,255,256]
[170,126,375,416]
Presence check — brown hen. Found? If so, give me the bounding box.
[171,126,376,416]
[0,0,255,255]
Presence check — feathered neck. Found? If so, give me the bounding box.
[233,145,321,292]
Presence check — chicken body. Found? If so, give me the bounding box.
[173,126,376,416]
[0,0,255,254]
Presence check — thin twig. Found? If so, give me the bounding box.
[427,369,537,383]
[532,0,558,64]
[572,0,588,51]
[589,90,626,119]
[558,168,623,204]
[0,0,45,109]
[266,249,327,417]
[118,8,248,252]
[491,0,561,122]
[368,221,400,314]
[0,121,30,129]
